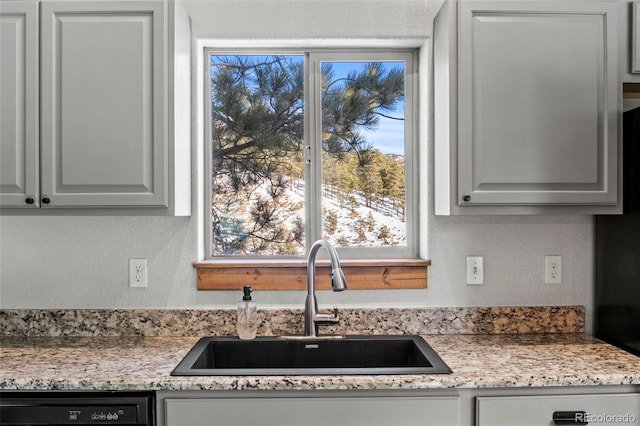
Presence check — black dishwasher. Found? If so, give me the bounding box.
[0,391,154,425]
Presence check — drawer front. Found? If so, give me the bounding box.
[477,394,640,426]
[165,396,460,426]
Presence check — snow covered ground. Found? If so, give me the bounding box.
[213,175,406,255]
[288,182,406,248]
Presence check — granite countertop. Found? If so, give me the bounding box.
[2,333,640,391]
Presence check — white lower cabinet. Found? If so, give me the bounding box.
[476,394,640,426]
[157,389,640,426]
[162,394,460,426]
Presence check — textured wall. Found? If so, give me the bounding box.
[0,0,594,331]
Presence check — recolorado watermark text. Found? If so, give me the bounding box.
[575,412,637,424]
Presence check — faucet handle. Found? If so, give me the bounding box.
[313,307,340,327]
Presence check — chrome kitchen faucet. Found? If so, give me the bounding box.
[304,240,347,337]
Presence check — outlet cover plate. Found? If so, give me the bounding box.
[466,256,484,285]
[129,258,148,288]
[544,255,562,284]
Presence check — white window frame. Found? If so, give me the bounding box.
[204,48,419,259]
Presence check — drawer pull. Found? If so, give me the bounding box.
[553,411,588,425]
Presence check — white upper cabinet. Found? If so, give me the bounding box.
[0,1,39,208]
[618,1,640,83]
[434,0,621,215]
[40,1,167,208]
[0,0,191,214]
[634,1,640,73]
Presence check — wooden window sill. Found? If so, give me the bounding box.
[194,258,431,290]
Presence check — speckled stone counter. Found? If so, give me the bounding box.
[2,334,639,391]
[0,306,584,336]
[2,306,635,392]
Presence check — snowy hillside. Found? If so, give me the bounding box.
[287,182,406,248]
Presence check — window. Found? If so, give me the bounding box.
[206,50,416,256]
[197,49,428,290]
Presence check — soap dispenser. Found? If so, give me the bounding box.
[237,285,257,340]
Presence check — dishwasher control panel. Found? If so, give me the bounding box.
[0,391,154,425]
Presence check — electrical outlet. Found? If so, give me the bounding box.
[129,258,147,288]
[545,255,562,284]
[466,256,484,285]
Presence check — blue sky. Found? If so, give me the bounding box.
[324,61,406,156]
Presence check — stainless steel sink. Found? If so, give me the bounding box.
[171,335,452,376]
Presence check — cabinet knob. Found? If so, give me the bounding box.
[463,195,471,202]
[25,197,35,205]
[42,197,51,204]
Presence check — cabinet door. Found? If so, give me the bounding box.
[164,396,460,426]
[0,1,39,208]
[40,1,168,208]
[457,1,618,207]
[634,1,640,73]
[477,394,640,426]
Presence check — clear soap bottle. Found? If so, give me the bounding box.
[237,285,257,340]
